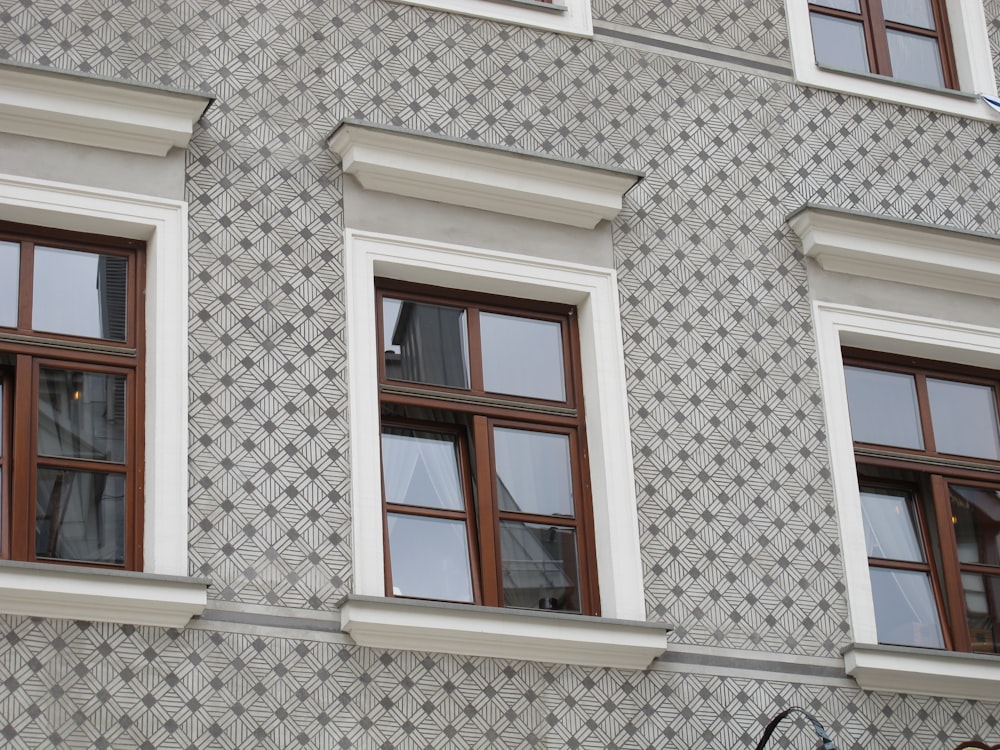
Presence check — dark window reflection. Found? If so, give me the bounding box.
[35,468,125,565]
[494,427,574,517]
[33,247,128,341]
[382,297,469,389]
[500,521,580,612]
[963,572,1000,654]
[38,368,126,463]
[950,486,1000,567]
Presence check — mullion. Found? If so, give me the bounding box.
[17,241,33,333]
[0,368,11,559]
[384,503,469,522]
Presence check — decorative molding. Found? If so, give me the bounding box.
[341,596,670,670]
[0,561,208,628]
[0,173,190,580]
[345,229,646,622]
[380,0,591,37]
[0,62,211,157]
[329,122,640,230]
[789,206,1000,299]
[844,644,1000,701]
[783,0,998,121]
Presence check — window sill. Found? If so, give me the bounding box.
[845,643,1000,701]
[340,595,671,669]
[0,560,209,628]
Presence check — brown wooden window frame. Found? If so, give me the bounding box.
[375,278,601,615]
[845,347,1000,653]
[808,0,958,89]
[0,220,145,571]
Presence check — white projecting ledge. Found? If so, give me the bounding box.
[789,205,1000,299]
[0,560,209,629]
[0,62,212,156]
[845,643,1000,701]
[341,596,671,670]
[329,121,641,229]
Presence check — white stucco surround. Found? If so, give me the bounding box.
[385,0,592,37]
[342,229,667,668]
[0,173,205,627]
[784,0,999,121]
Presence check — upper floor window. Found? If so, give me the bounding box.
[809,0,957,88]
[845,349,1000,654]
[376,280,599,614]
[0,221,143,570]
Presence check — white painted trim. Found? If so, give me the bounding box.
[814,300,1000,699]
[383,0,592,37]
[341,596,668,669]
[329,124,638,230]
[345,229,646,623]
[0,65,210,156]
[789,207,1000,299]
[784,0,999,121]
[0,563,206,628]
[0,173,202,624]
[845,644,1000,701]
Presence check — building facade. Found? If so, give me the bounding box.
[2,0,1000,746]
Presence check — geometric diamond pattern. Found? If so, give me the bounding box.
[2,0,1000,744]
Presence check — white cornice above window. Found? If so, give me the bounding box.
[341,596,670,670]
[0,62,212,157]
[789,205,1000,300]
[328,121,641,230]
[845,644,1000,701]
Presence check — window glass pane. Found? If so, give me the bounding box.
[950,485,1000,566]
[860,487,925,562]
[811,0,860,12]
[500,521,580,612]
[0,241,18,328]
[33,247,128,341]
[844,366,923,449]
[35,468,126,565]
[386,513,473,603]
[381,428,464,511]
[494,427,574,517]
[38,368,127,463]
[869,567,945,648]
[810,13,870,73]
[481,313,566,401]
[887,30,945,88]
[882,0,935,29]
[382,297,469,389]
[927,378,1000,460]
[962,572,1000,654]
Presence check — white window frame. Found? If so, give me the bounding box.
[384,0,592,37]
[342,228,668,669]
[784,0,999,121]
[0,173,206,628]
[815,302,1000,701]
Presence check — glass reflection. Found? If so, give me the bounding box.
[35,468,125,565]
[869,567,944,648]
[0,241,18,328]
[844,366,923,449]
[501,521,579,612]
[382,297,469,389]
[810,13,870,74]
[387,513,473,602]
[481,313,566,401]
[494,427,574,517]
[927,378,1000,460]
[962,572,1000,654]
[887,30,944,88]
[860,488,925,562]
[33,247,128,341]
[882,0,935,29]
[381,428,464,511]
[950,485,1000,567]
[38,368,126,463]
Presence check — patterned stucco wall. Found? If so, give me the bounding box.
[2,0,1000,746]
